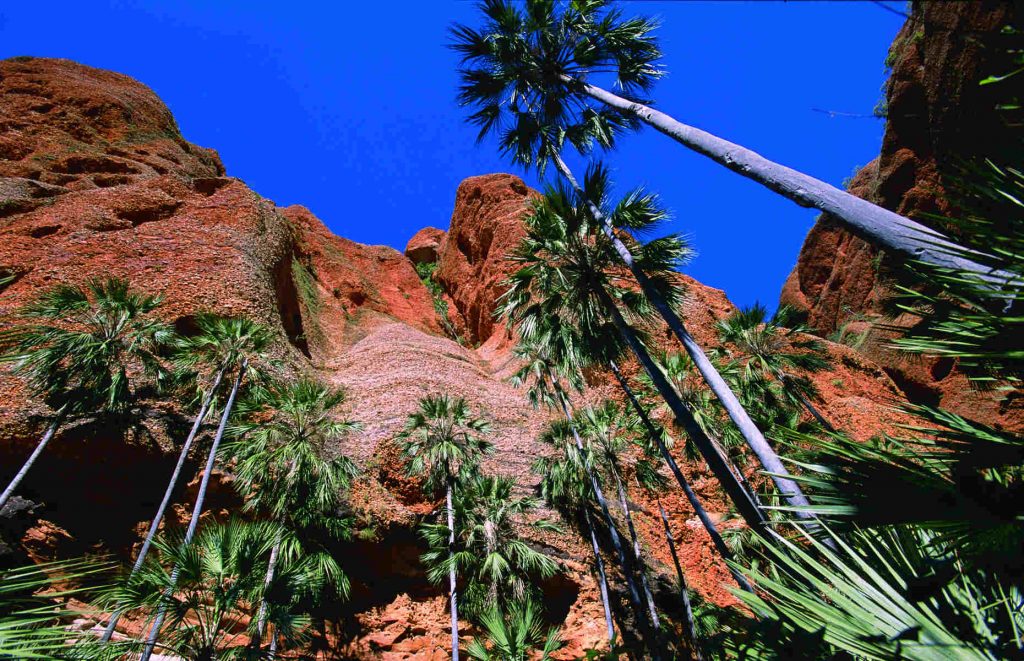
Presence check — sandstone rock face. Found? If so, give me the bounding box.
[0,57,922,657]
[404,226,446,265]
[434,173,538,356]
[780,1,1021,429]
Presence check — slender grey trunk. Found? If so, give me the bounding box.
[610,463,660,632]
[101,366,227,643]
[446,479,460,661]
[596,290,767,538]
[549,373,651,642]
[251,524,284,649]
[252,455,300,652]
[658,501,701,661]
[0,409,65,512]
[268,629,279,660]
[551,155,814,519]
[573,80,1018,289]
[140,360,247,661]
[609,360,753,593]
[584,507,616,645]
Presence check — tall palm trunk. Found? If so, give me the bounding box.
[0,407,65,512]
[609,360,754,593]
[609,461,660,632]
[252,456,301,652]
[584,507,616,645]
[446,477,460,661]
[657,500,701,661]
[595,291,767,537]
[101,366,226,643]
[250,524,284,650]
[552,154,814,518]
[571,80,1016,288]
[140,360,247,661]
[549,373,652,642]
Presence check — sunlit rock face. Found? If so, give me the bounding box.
[0,56,929,656]
[781,1,1022,431]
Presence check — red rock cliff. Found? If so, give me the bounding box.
[0,57,920,657]
[780,1,1021,430]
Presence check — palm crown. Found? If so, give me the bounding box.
[499,164,690,352]
[400,394,493,494]
[2,278,171,413]
[451,0,660,169]
[229,378,360,526]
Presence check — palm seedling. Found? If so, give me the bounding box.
[227,376,360,657]
[400,393,494,661]
[437,474,559,619]
[715,304,835,431]
[466,599,563,661]
[137,316,272,661]
[452,0,1015,289]
[499,173,769,536]
[0,278,171,512]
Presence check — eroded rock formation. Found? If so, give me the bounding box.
[780,1,1021,430]
[1,57,921,657]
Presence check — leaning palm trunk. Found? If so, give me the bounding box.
[101,366,227,643]
[0,407,65,512]
[609,462,660,632]
[552,155,814,519]
[657,500,701,661]
[250,524,284,651]
[140,360,247,661]
[584,507,616,645]
[549,373,653,642]
[252,456,301,653]
[572,80,1018,289]
[595,293,767,537]
[446,478,460,661]
[609,359,754,593]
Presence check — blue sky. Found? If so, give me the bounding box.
[0,1,905,311]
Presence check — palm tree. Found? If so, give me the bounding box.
[443,474,560,617]
[533,425,615,647]
[716,304,835,432]
[579,401,661,633]
[451,0,1014,289]
[400,394,494,661]
[608,358,753,593]
[138,316,272,661]
[114,519,312,660]
[100,313,245,642]
[499,176,768,535]
[509,330,651,646]
[228,377,360,656]
[466,600,563,661]
[0,278,170,512]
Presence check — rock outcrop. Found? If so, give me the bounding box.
[780,1,1021,429]
[0,57,923,657]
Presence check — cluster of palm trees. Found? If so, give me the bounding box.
[452,0,1024,658]
[400,393,563,660]
[0,279,365,659]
